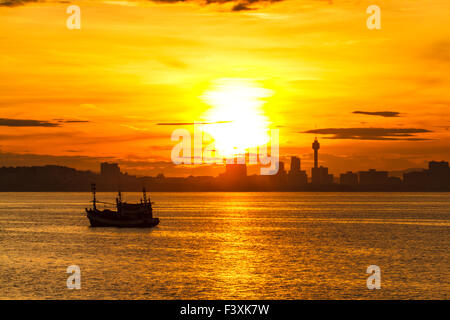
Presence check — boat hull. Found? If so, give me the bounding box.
[86,209,159,228]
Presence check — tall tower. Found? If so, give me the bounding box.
[312,137,320,168]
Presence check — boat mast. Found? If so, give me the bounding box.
[141,187,152,216]
[142,187,147,205]
[91,183,97,210]
[116,171,123,213]
[118,189,122,203]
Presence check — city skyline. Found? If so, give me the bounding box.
[0,135,448,179]
[1,137,449,191]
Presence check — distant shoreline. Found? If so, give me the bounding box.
[1,162,449,193]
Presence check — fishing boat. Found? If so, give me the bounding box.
[85,184,159,228]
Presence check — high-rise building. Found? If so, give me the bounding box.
[278,161,286,174]
[225,163,247,179]
[428,161,450,186]
[290,156,301,173]
[312,166,332,185]
[359,169,388,186]
[404,161,450,189]
[340,171,358,186]
[288,156,307,187]
[403,170,428,187]
[274,161,288,186]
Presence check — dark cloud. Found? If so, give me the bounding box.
[157,121,232,125]
[0,0,33,6]
[303,128,432,141]
[232,2,254,11]
[353,111,401,118]
[0,0,41,6]
[0,0,281,11]
[0,118,90,127]
[206,0,284,11]
[0,118,59,127]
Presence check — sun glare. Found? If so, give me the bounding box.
[201,78,273,159]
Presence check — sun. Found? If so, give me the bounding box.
[201,78,273,159]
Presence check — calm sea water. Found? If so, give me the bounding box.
[0,192,449,300]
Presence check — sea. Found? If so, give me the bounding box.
[0,192,448,299]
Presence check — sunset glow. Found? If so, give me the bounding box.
[0,0,449,176]
[1,0,449,302]
[201,78,272,158]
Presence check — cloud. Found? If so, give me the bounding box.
[232,2,254,11]
[150,0,284,10]
[0,118,90,127]
[0,0,282,11]
[0,118,60,127]
[352,111,401,118]
[0,0,38,7]
[302,127,433,141]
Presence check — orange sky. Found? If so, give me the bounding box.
[0,0,449,176]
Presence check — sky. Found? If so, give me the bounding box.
[0,0,449,176]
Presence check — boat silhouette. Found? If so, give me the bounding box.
[85,184,160,228]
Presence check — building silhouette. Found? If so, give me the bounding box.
[290,156,300,172]
[340,171,358,186]
[272,161,286,187]
[404,161,450,189]
[403,170,427,188]
[358,169,389,186]
[224,163,247,179]
[288,156,307,187]
[429,161,450,188]
[312,166,333,185]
